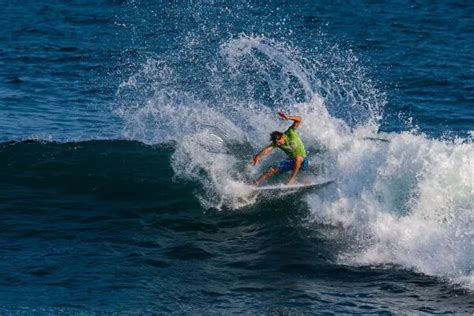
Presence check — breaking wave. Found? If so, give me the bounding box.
[114,34,473,290]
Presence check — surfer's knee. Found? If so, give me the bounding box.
[294,156,304,163]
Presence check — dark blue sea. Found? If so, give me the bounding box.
[1,1,473,314]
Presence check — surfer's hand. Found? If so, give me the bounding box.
[250,157,259,166]
[278,111,289,120]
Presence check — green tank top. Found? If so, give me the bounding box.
[271,127,307,158]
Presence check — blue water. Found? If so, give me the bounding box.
[1,1,473,314]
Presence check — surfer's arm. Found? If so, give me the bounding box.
[278,112,302,128]
[251,145,273,166]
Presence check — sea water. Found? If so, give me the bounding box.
[0,1,473,313]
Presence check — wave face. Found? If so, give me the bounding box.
[1,139,472,313]
[1,0,473,313]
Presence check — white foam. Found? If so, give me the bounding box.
[307,131,473,289]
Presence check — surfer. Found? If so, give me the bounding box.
[250,112,308,186]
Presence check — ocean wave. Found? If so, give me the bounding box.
[112,34,473,290]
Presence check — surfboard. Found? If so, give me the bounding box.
[235,178,335,206]
[254,178,336,193]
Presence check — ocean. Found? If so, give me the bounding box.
[1,0,473,314]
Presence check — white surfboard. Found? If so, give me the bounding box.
[235,178,336,206]
[236,178,336,205]
[254,178,336,193]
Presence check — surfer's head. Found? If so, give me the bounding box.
[270,131,285,146]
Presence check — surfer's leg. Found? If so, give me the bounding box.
[288,156,304,185]
[253,167,280,186]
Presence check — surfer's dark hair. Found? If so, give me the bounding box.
[270,131,283,144]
